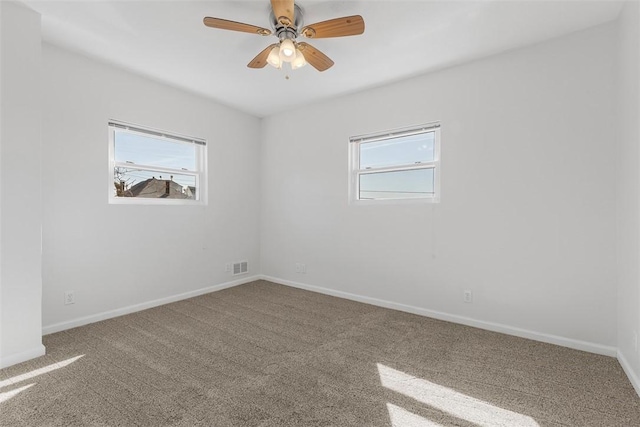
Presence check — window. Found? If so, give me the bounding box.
[108,121,206,204]
[350,123,440,203]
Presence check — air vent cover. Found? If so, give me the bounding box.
[233,261,248,276]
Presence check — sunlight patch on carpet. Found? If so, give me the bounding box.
[0,355,85,404]
[0,355,84,389]
[378,363,539,427]
[387,402,445,427]
[0,383,36,404]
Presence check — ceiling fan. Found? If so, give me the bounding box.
[203,0,365,72]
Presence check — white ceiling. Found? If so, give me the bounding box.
[23,1,623,117]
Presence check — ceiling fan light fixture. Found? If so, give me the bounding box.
[279,38,296,62]
[267,45,282,68]
[291,48,306,70]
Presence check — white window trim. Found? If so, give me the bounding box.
[349,123,441,205]
[108,120,207,205]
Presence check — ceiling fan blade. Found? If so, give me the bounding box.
[203,17,271,36]
[271,0,295,27]
[301,15,364,39]
[248,44,277,69]
[298,42,334,72]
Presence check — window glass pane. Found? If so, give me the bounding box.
[360,131,435,169]
[114,167,196,199]
[114,130,196,171]
[359,168,434,200]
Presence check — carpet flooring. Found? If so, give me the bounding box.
[1,280,639,426]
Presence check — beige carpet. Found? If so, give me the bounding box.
[1,280,639,426]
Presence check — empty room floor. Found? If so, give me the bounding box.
[1,280,638,426]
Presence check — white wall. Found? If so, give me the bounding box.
[40,45,261,332]
[616,0,640,392]
[0,1,45,368]
[261,23,618,353]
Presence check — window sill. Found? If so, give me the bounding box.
[349,197,440,206]
[108,197,206,206]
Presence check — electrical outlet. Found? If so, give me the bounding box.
[64,291,75,305]
[225,263,231,273]
[463,290,473,303]
[634,331,638,353]
[300,264,306,274]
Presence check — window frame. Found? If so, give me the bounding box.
[108,120,207,205]
[349,123,441,205]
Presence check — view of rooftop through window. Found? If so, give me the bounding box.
[110,123,205,202]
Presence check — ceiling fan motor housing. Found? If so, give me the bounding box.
[270,4,304,41]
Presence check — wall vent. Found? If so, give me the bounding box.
[233,261,248,276]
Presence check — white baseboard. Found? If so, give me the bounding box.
[260,275,617,358]
[42,275,260,335]
[0,344,46,369]
[617,350,640,397]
